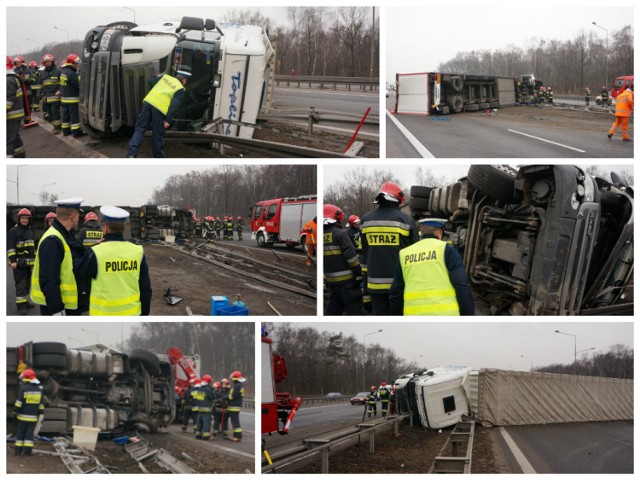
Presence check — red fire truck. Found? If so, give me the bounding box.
[612,75,634,99]
[250,195,316,249]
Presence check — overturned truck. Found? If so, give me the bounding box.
[408,165,633,315]
[7,342,175,435]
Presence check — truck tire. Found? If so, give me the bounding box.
[32,342,67,356]
[450,76,464,92]
[129,349,161,376]
[33,354,67,369]
[256,232,267,248]
[467,165,518,203]
[465,104,480,112]
[478,102,490,110]
[43,407,68,421]
[410,185,433,199]
[409,196,430,211]
[448,96,464,113]
[128,413,159,434]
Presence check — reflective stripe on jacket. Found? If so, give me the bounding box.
[615,89,634,118]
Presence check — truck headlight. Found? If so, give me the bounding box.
[99,33,112,52]
[582,175,595,202]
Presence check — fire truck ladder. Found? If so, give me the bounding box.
[428,415,475,474]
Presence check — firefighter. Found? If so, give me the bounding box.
[608,83,633,142]
[323,205,363,315]
[181,378,197,433]
[193,375,215,440]
[28,61,41,111]
[389,387,396,415]
[389,218,474,316]
[78,212,104,248]
[7,208,35,315]
[13,56,31,123]
[44,212,57,228]
[218,377,231,438]
[303,216,317,265]
[585,86,591,106]
[13,369,44,456]
[7,56,26,158]
[547,86,554,105]
[236,216,244,240]
[60,54,85,137]
[378,382,391,417]
[215,216,223,240]
[227,371,245,441]
[211,381,222,438]
[361,181,419,315]
[74,206,152,316]
[30,197,85,316]
[127,68,191,158]
[40,54,62,134]
[225,216,235,240]
[367,385,378,417]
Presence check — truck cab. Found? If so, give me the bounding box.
[612,75,634,98]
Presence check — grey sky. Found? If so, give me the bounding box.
[6,322,139,349]
[283,322,633,371]
[386,6,634,83]
[6,164,224,206]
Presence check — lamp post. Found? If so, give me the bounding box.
[521,355,533,373]
[82,328,100,343]
[592,22,609,90]
[363,329,383,391]
[54,26,70,42]
[555,330,577,365]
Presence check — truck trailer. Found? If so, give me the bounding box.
[80,16,274,138]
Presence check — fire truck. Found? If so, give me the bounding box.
[250,195,317,249]
[166,347,201,421]
[261,330,301,436]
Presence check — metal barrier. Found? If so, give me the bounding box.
[428,415,475,474]
[298,395,351,405]
[275,75,379,91]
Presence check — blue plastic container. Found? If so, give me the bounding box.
[211,296,228,316]
[217,305,249,316]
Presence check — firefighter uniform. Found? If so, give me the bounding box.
[181,384,197,432]
[236,218,244,240]
[212,385,223,436]
[361,205,418,315]
[192,382,215,440]
[13,375,44,455]
[14,62,32,122]
[7,215,35,314]
[218,382,231,437]
[29,63,41,111]
[367,388,378,417]
[608,87,634,141]
[60,58,84,137]
[194,218,203,238]
[40,58,62,133]
[324,221,363,315]
[74,206,152,316]
[227,376,244,441]
[7,63,25,157]
[127,71,189,158]
[225,218,235,240]
[378,385,391,416]
[215,218,223,240]
[78,222,104,248]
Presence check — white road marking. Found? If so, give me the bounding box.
[386,110,435,158]
[508,129,586,153]
[499,427,536,473]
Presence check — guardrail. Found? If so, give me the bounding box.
[243,398,255,410]
[275,75,379,91]
[297,395,351,405]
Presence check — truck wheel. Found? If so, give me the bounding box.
[468,165,518,203]
[409,196,430,211]
[32,342,67,356]
[448,96,464,113]
[256,232,267,248]
[410,185,433,199]
[128,413,159,434]
[129,349,161,376]
[450,76,464,92]
[33,354,67,369]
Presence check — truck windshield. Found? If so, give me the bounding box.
[171,38,219,130]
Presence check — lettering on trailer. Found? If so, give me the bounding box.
[366,233,399,246]
[323,233,333,243]
[403,250,438,265]
[225,72,242,135]
[104,260,139,273]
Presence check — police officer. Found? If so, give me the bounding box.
[7,56,26,158]
[30,197,85,316]
[323,205,363,315]
[227,371,245,442]
[13,369,44,456]
[7,208,35,315]
[367,385,378,417]
[74,206,152,315]
[78,212,104,248]
[378,382,391,417]
[193,375,215,440]
[40,54,62,134]
[127,68,191,158]
[236,216,244,240]
[361,181,419,315]
[60,54,85,137]
[390,218,474,316]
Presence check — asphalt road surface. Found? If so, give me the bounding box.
[497,421,633,474]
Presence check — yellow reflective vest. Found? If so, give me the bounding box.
[30,226,78,310]
[143,74,184,115]
[90,241,144,316]
[399,237,460,316]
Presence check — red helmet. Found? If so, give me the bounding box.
[13,56,25,65]
[237,216,242,220]
[348,215,360,227]
[323,204,344,224]
[45,212,57,221]
[376,181,405,205]
[202,374,213,384]
[18,208,32,218]
[42,54,55,63]
[213,381,221,390]
[230,370,243,380]
[6,55,14,71]
[84,212,99,224]
[29,60,37,68]
[370,385,377,390]
[381,382,387,387]
[65,54,80,65]
[21,369,36,381]
[221,377,230,386]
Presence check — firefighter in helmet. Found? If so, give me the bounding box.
[7,208,35,315]
[323,205,363,315]
[378,382,391,417]
[361,181,419,315]
[236,216,244,240]
[7,56,26,158]
[13,369,44,455]
[13,56,32,123]
[227,371,245,441]
[182,378,197,433]
[367,385,378,417]
[194,375,215,440]
[585,86,591,106]
[78,212,104,248]
[44,212,57,228]
[215,216,223,240]
[60,54,86,137]
[218,377,231,438]
[28,60,41,111]
[211,380,223,438]
[40,53,62,133]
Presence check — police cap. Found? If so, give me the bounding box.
[100,205,130,222]
[418,218,447,229]
[55,197,84,212]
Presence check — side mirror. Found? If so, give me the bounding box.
[204,19,216,31]
[611,171,629,189]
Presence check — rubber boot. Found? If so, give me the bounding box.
[14,446,23,456]
[18,303,28,316]
[23,447,33,456]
